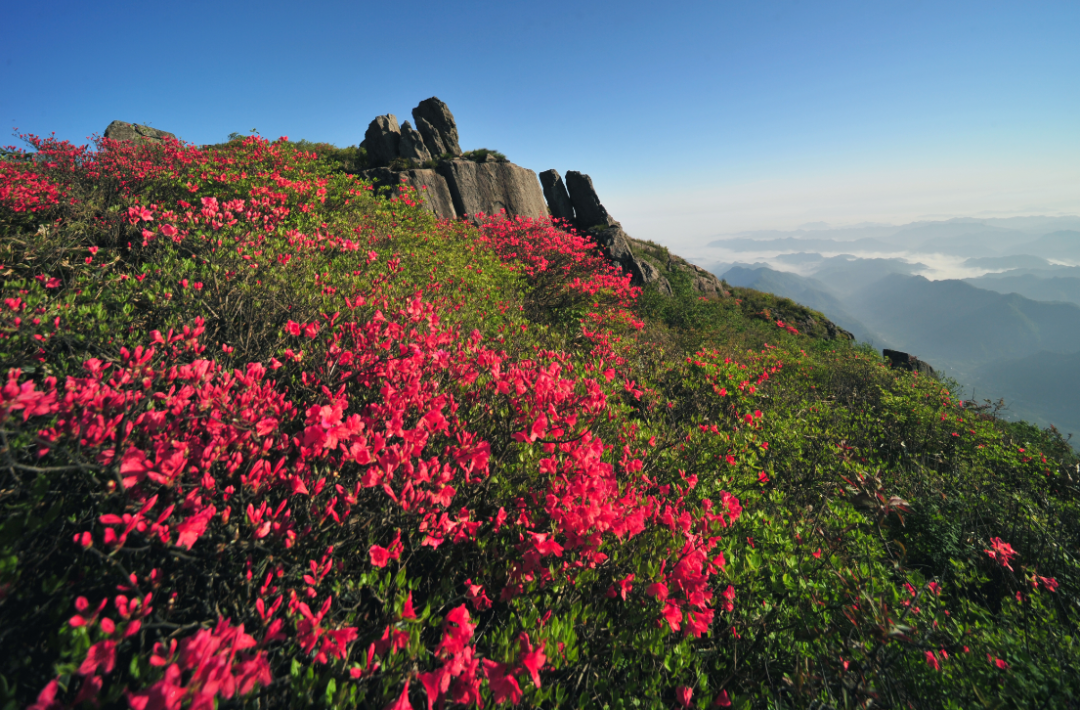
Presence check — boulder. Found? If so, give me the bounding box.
[103,121,179,144]
[398,121,432,164]
[883,349,936,377]
[565,171,617,230]
[538,169,575,224]
[363,114,401,167]
[412,97,462,157]
[356,168,457,220]
[435,159,547,219]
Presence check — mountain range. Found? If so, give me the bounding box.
[699,217,1080,447]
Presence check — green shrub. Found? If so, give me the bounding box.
[460,148,508,163]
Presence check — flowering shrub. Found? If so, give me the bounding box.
[1,131,1078,710]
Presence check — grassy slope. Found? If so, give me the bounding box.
[1,136,1079,710]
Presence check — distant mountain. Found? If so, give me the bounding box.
[774,252,825,265]
[700,217,1080,267]
[963,273,1080,307]
[1008,230,1080,260]
[962,255,1052,269]
[977,264,1080,279]
[705,236,895,253]
[971,350,1080,443]
[844,274,1080,365]
[891,224,1027,256]
[808,256,925,297]
[718,266,876,343]
[689,229,1080,450]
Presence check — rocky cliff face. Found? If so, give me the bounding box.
[436,160,547,220]
[565,171,618,230]
[357,98,546,220]
[538,170,575,223]
[363,115,402,166]
[412,98,462,157]
[535,166,729,299]
[355,168,457,220]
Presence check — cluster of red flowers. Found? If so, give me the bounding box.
[0,159,66,213]
[3,134,746,708]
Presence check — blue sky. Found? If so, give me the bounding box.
[3,0,1077,248]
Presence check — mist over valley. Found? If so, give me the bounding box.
[689,215,1080,445]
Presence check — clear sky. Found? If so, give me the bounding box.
[3,0,1077,250]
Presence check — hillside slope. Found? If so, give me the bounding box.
[720,265,877,343]
[1,132,1078,710]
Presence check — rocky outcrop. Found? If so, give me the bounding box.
[350,99,717,302]
[539,170,575,223]
[635,258,673,296]
[363,115,401,167]
[412,97,462,157]
[435,160,546,219]
[103,121,179,144]
[884,349,936,377]
[663,253,728,299]
[398,121,432,164]
[565,171,617,230]
[356,168,457,220]
[591,225,672,294]
[413,117,447,157]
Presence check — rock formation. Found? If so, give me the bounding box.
[351,99,728,303]
[591,225,672,294]
[398,121,432,164]
[103,121,179,144]
[363,115,402,167]
[658,249,727,298]
[565,171,617,230]
[412,97,462,157]
[883,349,936,377]
[435,160,547,219]
[538,170,575,224]
[356,168,457,220]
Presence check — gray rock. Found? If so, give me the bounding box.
[356,168,457,220]
[589,225,668,291]
[103,121,179,144]
[565,171,617,230]
[413,116,447,157]
[883,349,935,377]
[590,225,636,266]
[655,274,674,296]
[636,258,660,281]
[397,121,432,164]
[364,114,401,167]
[435,159,547,219]
[412,97,462,157]
[539,170,575,224]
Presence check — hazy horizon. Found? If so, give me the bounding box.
[675,213,1080,282]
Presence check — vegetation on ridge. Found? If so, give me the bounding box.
[1,131,1078,710]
